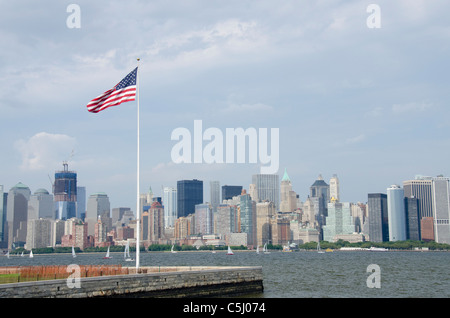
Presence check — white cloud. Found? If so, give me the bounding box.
[15,132,76,171]
[392,102,433,114]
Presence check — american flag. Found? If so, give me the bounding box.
[87,67,137,113]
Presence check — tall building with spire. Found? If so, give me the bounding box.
[280,169,298,213]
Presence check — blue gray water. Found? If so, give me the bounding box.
[1,250,449,298]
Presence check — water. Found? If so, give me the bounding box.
[1,250,449,298]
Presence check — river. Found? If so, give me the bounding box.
[1,250,449,298]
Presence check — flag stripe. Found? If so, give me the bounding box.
[87,67,138,113]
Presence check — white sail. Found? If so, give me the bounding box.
[256,246,260,254]
[103,246,111,259]
[226,246,234,255]
[125,241,133,261]
[317,241,325,254]
[171,244,177,253]
[263,242,270,254]
[72,246,76,258]
[29,250,33,258]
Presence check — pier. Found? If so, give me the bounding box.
[0,265,263,298]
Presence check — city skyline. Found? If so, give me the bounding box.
[1,1,450,211]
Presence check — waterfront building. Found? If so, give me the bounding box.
[177,179,203,218]
[28,189,53,220]
[6,182,31,248]
[239,191,257,246]
[431,177,450,244]
[163,187,177,228]
[252,174,280,210]
[404,196,421,241]
[280,169,298,213]
[0,186,6,247]
[322,199,355,242]
[94,217,108,247]
[53,162,77,220]
[256,201,275,246]
[271,217,291,245]
[195,203,213,235]
[51,219,65,246]
[403,176,433,219]
[25,218,52,249]
[368,193,389,242]
[174,215,194,240]
[387,185,407,241]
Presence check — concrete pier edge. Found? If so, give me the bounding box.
[0,266,264,298]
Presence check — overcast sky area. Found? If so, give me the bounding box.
[1,0,449,212]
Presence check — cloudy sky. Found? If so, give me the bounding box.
[1,0,449,212]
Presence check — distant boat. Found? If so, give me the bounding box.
[5,251,9,259]
[256,246,260,254]
[72,246,77,258]
[21,251,24,257]
[103,246,112,259]
[226,246,234,255]
[317,241,325,254]
[171,245,177,254]
[29,250,33,258]
[124,241,134,261]
[369,246,388,252]
[263,243,270,254]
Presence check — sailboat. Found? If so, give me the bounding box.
[256,246,260,254]
[5,251,9,259]
[171,244,177,254]
[29,250,34,258]
[263,242,270,254]
[317,241,325,254]
[226,246,234,255]
[103,246,112,259]
[124,241,134,261]
[72,246,77,258]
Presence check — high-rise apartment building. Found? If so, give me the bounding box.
[177,179,203,218]
[195,203,212,235]
[215,204,237,237]
[163,187,177,228]
[252,174,279,210]
[26,218,52,249]
[368,193,388,242]
[387,185,407,241]
[53,162,77,220]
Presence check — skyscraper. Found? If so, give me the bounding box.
[403,177,433,219]
[85,192,110,236]
[256,201,275,246]
[76,186,86,220]
[210,181,220,212]
[195,203,212,235]
[431,177,450,244]
[368,193,388,242]
[6,182,31,248]
[322,200,355,242]
[404,196,420,240]
[222,185,242,201]
[163,187,177,228]
[310,174,330,228]
[239,191,256,246]
[28,189,53,220]
[387,185,407,241]
[280,169,297,213]
[252,174,279,210]
[0,185,6,247]
[329,174,340,201]
[53,162,77,220]
[177,179,203,218]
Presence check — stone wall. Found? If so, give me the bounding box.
[0,266,263,298]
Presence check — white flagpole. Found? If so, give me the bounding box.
[136,58,141,271]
